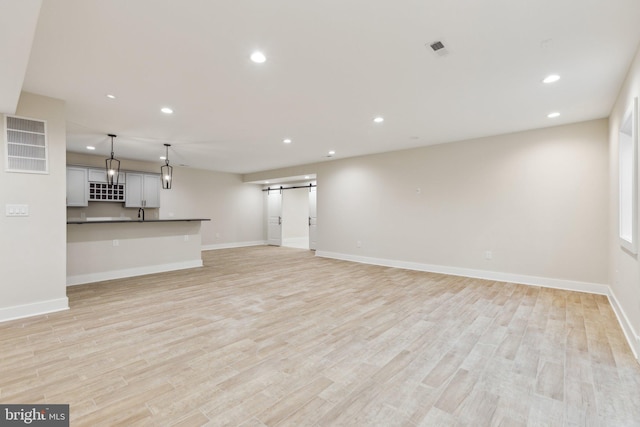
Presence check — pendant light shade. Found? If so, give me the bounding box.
[161,143,173,189]
[105,134,120,185]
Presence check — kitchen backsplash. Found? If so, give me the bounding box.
[67,203,159,221]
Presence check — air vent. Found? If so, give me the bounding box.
[428,40,450,57]
[430,41,445,51]
[5,115,48,173]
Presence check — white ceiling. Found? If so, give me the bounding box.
[11,0,640,174]
[0,0,41,114]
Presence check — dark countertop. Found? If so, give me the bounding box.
[67,218,211,224]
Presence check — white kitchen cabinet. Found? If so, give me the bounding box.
[143,174,161,207]
[87,168,125,202]
[88,168,108,183]
[88,168,126,184]
[66,166,88,207]
[125,172,161,208]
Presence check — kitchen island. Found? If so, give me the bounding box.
[67,218,210,285]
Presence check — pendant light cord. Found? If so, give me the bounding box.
[108,133,117,159]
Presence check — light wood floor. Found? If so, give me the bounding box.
[1,246,639,426]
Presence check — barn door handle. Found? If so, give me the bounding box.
[278,216,282,225]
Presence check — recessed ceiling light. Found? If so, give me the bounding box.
[283,138,292,144]
[265,181,270,184]
[304,176,310,179]
[106,94,116,99]
[86,146,96,150]
[547,112,560,118]
[543,74,561,84]
[160,156,166,160]
[328,150,336,156]
[251,51,266,63]
[373,116,384,123]
[161,107,174,114]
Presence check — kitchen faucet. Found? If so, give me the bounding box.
[138,207,145,221]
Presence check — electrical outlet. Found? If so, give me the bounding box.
[184,235,189,241]
[484,251,492,260]
[357,240,362,248]
[113,239,119,247]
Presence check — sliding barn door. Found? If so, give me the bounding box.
[267,190,283,246]
[308,186,317,250]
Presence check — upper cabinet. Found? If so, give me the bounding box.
[66,166,88,207]
[88,168,125,202]
[125,172,161,208]
[66,166,161,207]
[87,168,126,184]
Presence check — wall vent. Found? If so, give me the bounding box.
[428,40,450,57]
[430,41,445,51]
[4,115,48,173]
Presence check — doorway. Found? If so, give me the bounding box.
[266,182,317,250]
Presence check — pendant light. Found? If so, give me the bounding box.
[161,143,173,189]
[105,134,120,185]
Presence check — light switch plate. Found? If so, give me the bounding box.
[5,204,29,217]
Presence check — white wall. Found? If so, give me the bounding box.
[0,92,68,321]
[609,45,640,356]
[319,120,609,286]
[67,152,265,248]
[245,118,609,289]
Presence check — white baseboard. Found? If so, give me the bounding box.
[67,260,203,286]
[202,240,267,251]
[607,289,640,359]
[0,297,69,323]
[316,251,609,294]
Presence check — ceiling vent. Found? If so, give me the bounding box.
[5,115,48,173]
[428,40,450,57]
